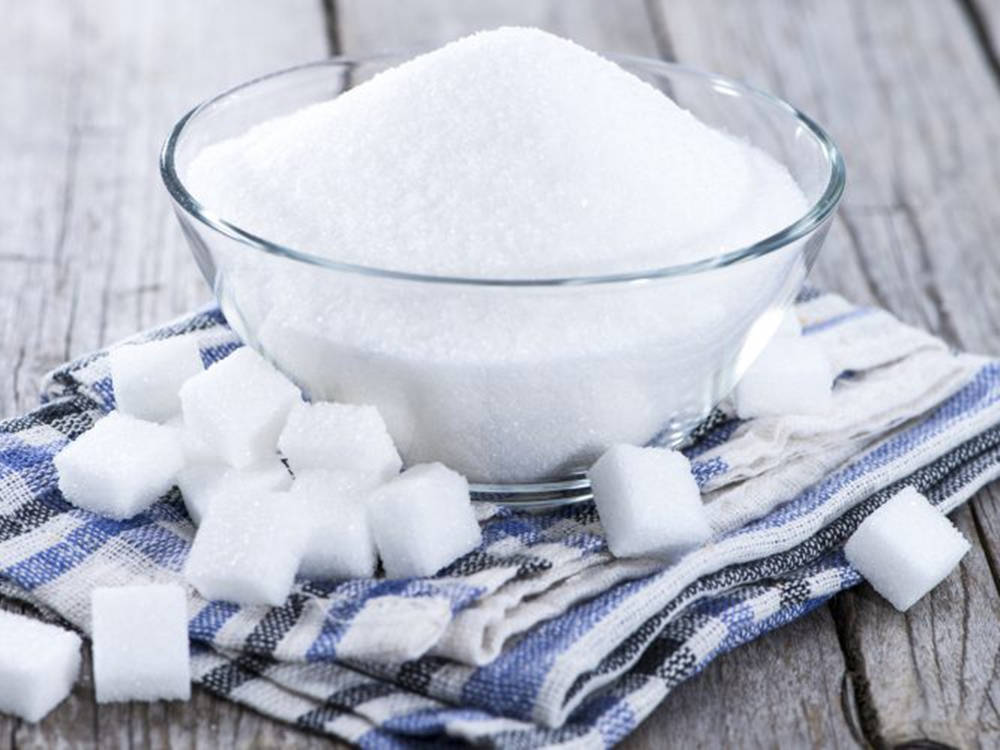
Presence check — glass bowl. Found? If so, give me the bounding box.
[161,54,845,505]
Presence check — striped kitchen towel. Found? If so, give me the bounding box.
[2,289,999,748]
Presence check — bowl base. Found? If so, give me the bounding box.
[469,418,703,509]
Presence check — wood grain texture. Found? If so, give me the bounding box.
[0,0,328,418]
[654,1,1000,746]
[0,1,340,747]
[627,607,862,749]
[4,0,1000,747]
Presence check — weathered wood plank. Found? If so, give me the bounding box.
[0,1,337,747]
[0,0,329,418]
[831,506,1000,746]
[335,3,858,748]
[335,0,660,56]
[654,1,1000,746]
[628,606,862,749]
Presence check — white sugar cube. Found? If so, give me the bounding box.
[734,336,833,419]
[278,401,402,480]
[91,584,191,703]
[291,470,379,580]
[110,336,204,422]
[844,487,970,611]
[184,487,305,606]
[167,416,215,464]
[176,459,291,526]
[369,463,480,579]
[55,411,184,520]
[180,347,301,469]
[589,445,710,560]
[0,611,81,722]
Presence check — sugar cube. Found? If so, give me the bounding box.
[291,470,380,579]
[734,336,833,419]
[167,416,215,464]
[176,459,292,526]
[278,401,402,480]
[109,336,204,422]
[180,347,301,469]
[589,444,710,560]
[368,463,480,578]
[184,487,305,606]
[55,411,184,519]
[0,610,81,722]
[91,584,191,703]
[844,487,970,611]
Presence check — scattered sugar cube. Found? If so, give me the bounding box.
[369,463,480,578]
[278,401,402,480]
[291,470,380,579]
[91,584,191,703]
[180,347,301,469]
[589,444,711,560]
[55,411,184,520]
[734,336,833,419]
[184,487,305,606]
[844,487,970,611]
[176,459,291,526]
[0,610,81,722]
[110,336,204,422]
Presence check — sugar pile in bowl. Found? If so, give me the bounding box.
[184,27,810,483]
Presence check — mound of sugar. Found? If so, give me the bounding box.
[187,27,805,278]
[184,27,813,482]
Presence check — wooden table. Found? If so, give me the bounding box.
[3,1,1000,746]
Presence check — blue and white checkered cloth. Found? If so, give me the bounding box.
[2,289,999,748]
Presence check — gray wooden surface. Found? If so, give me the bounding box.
[2,1,1000,747]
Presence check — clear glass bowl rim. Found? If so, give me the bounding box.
[160,53,846,288]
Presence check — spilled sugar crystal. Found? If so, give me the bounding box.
[184,27,812,481]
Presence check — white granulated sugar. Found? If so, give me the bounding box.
[185,27,812,482]
[187,27,805,278]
